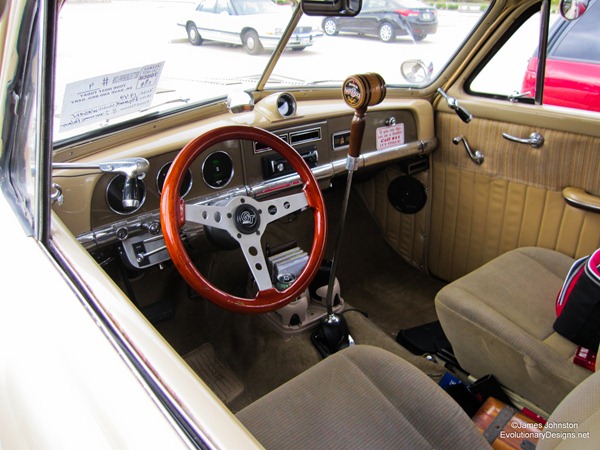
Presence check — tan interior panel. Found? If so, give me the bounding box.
[356,165,430,270]
[428,112,600,282]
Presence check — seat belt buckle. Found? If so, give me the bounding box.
[573,346,597,371]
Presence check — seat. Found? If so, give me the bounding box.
[435,247,592,413]
[237,344,600,449]
[237,345,490,449]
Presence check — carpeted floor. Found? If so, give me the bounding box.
[149,180,449,411]
[326,180,447,338]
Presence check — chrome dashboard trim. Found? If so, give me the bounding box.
[78,137,437,252]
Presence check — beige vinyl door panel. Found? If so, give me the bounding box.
[428,111,600,282]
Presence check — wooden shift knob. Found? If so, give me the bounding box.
[342,73,386,111]
[342,73,386,158]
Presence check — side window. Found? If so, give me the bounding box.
[468,1,600,113]
[199,0,217,13]
[366,0,386,9]
[215,0,230,14]
[469,11,540,100]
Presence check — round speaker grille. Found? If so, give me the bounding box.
[387,176,427,214]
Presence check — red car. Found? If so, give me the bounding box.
[522,0,600,112]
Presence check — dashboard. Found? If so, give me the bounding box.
[52,93,437,270]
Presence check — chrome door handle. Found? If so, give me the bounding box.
[453,135,484,165]
[502,132,544,148]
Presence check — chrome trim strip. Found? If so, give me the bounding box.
[79,137,437,251]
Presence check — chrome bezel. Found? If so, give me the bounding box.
[276,92,297,118]
[156,162,193,197]
[201,151,235,190]
[105,174,147,215]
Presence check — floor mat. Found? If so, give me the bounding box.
[184,343,244,404]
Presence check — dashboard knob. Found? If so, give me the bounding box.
[142,221,161,235]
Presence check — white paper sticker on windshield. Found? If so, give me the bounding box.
[376,123,405,150]
[59,62,164,132]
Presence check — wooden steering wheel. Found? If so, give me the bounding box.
[160,125,327,313]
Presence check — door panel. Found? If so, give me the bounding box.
[428,111,600,282]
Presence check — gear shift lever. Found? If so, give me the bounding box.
[312,73,386,358]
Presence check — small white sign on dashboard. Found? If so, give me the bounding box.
[59,62,164,132]
[376,123,405,151]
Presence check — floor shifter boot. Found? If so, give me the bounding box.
[311,313,351,358]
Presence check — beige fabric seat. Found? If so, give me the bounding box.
[237,344,600,449]
[237,345,490,449]
[435,247,592,413]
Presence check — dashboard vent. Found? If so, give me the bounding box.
[289,128,321,146]
[254,134,288,154]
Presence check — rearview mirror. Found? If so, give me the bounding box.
[301,0,362,16]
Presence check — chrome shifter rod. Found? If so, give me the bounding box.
[329,75,386,318]
[312,73,387,358]
[53,157,150,209]
[324,73,387,316]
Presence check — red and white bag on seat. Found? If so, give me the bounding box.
[554,248,600,370]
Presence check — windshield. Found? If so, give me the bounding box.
[233,0,280,14]
[54,0,490,144]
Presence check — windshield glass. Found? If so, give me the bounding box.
[234,0,280,14]
[54,0,491,144]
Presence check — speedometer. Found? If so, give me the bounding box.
[202,151,234,189]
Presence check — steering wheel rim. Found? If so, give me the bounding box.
[160,125,327,313]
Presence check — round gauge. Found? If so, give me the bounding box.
[106,175,146,215]
[202,151,234,189]
[156,162,192,197]
[277,93,296,118]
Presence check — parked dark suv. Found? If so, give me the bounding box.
[521,0,600,111]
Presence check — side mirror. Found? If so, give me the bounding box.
[301,0,361,16]
[401,59,433,84]
[559,0,588,20]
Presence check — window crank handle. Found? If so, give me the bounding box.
[453,135,484,165]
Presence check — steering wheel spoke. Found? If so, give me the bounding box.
[258,192,308,226]
[185,202,235,230]
[238,234,272,292]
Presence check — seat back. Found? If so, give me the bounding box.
[537,368,600,449]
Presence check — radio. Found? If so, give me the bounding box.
[262,146,318,180]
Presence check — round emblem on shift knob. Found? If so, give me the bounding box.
[342,73,387,111]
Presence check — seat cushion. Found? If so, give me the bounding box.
[237,345,489,449]
[436,247,591,413]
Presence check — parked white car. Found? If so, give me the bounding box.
[180,0,321,54]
